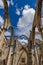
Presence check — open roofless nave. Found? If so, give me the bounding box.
[0,0,43,65]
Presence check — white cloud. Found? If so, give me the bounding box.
[7,1,10,7]
[35,34,42,41]
[18,39,28,44]
[35,27,39,32]
[15,4,43,39]
[16,9,20,15]
[0,0,4,8]
[0,16,4,27]
[7,0,14,7]
[10,0,14,5]
[15,5,35,37]
[17,8,35,28]
[24,4,30,10]
[4,31,11,39]
[0,0,14,9]
[5,31,11,36]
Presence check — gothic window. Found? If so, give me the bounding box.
[21,58,25,63]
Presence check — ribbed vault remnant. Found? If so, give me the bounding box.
[0,0,14,65]
[28,0,43,65]
[3,0,11,29]
[0,0,43,65]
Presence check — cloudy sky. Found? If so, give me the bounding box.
[0,0,43,41]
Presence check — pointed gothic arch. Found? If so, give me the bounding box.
[17,46,28,65]
[0,0,14,62]
[28,0,43,65]
[2,0,11,29]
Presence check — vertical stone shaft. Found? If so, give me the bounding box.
[28,0,43,65]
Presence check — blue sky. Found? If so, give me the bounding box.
[0,0,43,41]
[0,0,43,50]
[9,0,37,27]
[0,0,37,27]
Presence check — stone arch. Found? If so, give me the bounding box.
[0,0,14,61]
[17,46,29,65]
[1,0,14,42]
[18,35,28,40]
[2,0,11,29]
